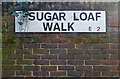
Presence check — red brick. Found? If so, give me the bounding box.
[58,66,74,70]
[3,66,23,70]
[16,49,32,54]
[59,54,74,60]
[41,55,57,59]
[41,66,57,71]
[33,38,49,43]
[85,60,101,65]
[50,60,66,65]
[33,71,49,76]
[102,60,118,65]
[16,71,31,76]
[2,60,15,65]
[93,54,109,60]
[50,71,66,76]
[41,44,57,48]
[33,60,49,65]
[17,60,32,65]
[68,49,83,55]
[24,43,40,48]
[110,54,118,60]
[93,66,110,71]
[50,49,66,54]
[24,54,40,59]
[33,49,49,54]
[59,43,75,49]
[84,71,101,77]
[2,70,15,77]
[68,60,83,65]
[109,43,118,49]
[24,66,40,71]
[102,71,117,77]
[76,66,92,71]
[7,54,23,59]
[110,66,117,71]
[50,38,67,43]
[76,44,91,49]
[67,71,83,76]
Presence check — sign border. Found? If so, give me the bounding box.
[14,10,107,34]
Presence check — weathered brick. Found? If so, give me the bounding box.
[33,38,49,43]
[20,38,32,43]
[24,66,40,71]
[24,43,40,48]
[93,66,110,71]
[68,49,83,55]
[102,71,117,77]
[58,66,74,70]
[75,54,92,60]
[50,60,66,65]
[43,34,57,38]
[3,66,23,70]
[101,49,118,54]
[16,71,31,76]
[41,55,57,59]
[91,44,109,49]
[2,70,15,77]
[2,60,15,65]
[33,60,49,65]
[41,66,57,71]
[102,38,118,43]
[85,60,101,65]
[110,66,117,71]
[59,43,75,49]
[58,34,65,38]
[50,38,67,43]
[59,54,74,60]
[41,44,57,48]
[24,54,40,59]
[50,49,66,54]
[16,49,32,54]
[84,71,101,77]
[33,49,49,54]
[67,71,83,76]
[17,60,32,65]
[7,54,23,59]
[77,44,91,49]
[102,60,118,65]
[110,54,118,60]
[76,66,92,71]
[50,71,66,76]
[33,71,49,76]
[68,60,83,65]
[84,49,101,54]
[93,54,109,60]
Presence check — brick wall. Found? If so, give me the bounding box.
[2,2,119,78]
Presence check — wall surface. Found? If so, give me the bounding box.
[2,2,119,78]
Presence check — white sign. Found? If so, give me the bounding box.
[15,11,106,33]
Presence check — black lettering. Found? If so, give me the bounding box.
[96,12,101,21]
[43,22,53,31]
[29,12,35,21]
[52,13,59,21]
[61,23,67,31]
[68,22,74,31]
[73,13,79,21]
[80,12,87,21]
[53,23,60,31]
[37,12,43,21]
[44,12,51,21]
[59,12,66,21]
[88,13,95,21]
